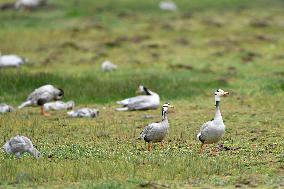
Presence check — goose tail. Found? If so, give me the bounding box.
[116,107,129,111]
[18,100,32,109]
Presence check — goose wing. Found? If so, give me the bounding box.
[117,95,149,105]
[140,122,159,142]
[6,136,28,153]
[197,121,211,142]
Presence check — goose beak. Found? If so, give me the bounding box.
[169,105,174,108]
[223,92,229,96]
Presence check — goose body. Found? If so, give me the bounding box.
[197,89,229,153]
[0,103,14,113]
[15,0,46,10]
[3,135,41,159]
[116,85,160,111]
[140,103,174,151]
[101,60,117,72]
[0,54,26,68]
[159,1,177,11]
[67,108,99,118]
[44,101,74,111]
[18,84,64,116]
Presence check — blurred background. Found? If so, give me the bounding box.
[0,0,283,104]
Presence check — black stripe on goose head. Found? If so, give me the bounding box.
[143,86,151,95]
[58,88,64,98]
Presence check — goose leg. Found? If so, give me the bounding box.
[40,106,50,116]
[147,143,152,151]
[160,141,164,148]
[199,143,205,154]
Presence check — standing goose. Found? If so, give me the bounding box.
[197,89,229,153]
[116,85,160,111]
[140,102,174,151]
[3,135,41,159]
[18,84,64,116]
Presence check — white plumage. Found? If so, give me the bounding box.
[140,103,174,151]
[116,85,160,111]
[3,135,41,159]
[18,84,64,109]
[67,108,99,118]
[44,101,74,111]
[197,89,229,153]
[15,0,46,10]
[0,103,14,113]
[159,1,177,11]
[101,60,117,72]
[0,54,27,68]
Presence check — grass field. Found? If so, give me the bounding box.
[0,0,284,188]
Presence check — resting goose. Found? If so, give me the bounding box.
[3,135,41,159]
[44,100,74,112]
[18,84,64,116]
[116,85,160,111]
[101,60,117,72]
[159,1,177,11]
[197,89,229,153]
[67,108,99,118]
[15,0,47,10]
[0,54,27,68]
[140,102,174,151]
[0,103,15,113]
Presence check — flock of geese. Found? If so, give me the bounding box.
[1,0,225,159]
[2,83,230,159]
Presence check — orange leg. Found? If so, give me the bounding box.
[147,143,152,151]
[210,146,219,156]
[160,141,164,148]
[40,106,50,116]
[199,143,205,154]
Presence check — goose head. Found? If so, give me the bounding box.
[136,85,151,95]
[162,102,174,116]
[214,89,229,101]
[55,88,64,100]
[29,147,41,159]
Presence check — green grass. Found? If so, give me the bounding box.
[0,0,284,188]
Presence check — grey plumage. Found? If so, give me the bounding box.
[67,108,99,118]
[0,103,15,113]
[44,100,74,111]
[197,89,229,145]
[140,103,174,143]
[3,135,41,159]
[117,85,160,111]
[18,84,64,109]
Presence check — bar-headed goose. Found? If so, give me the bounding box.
[15,0,47,10]
[18,84,64,116]
[3,135,41,159]
[0,103,15,113]
[44,100,74,112]
[67,108,99,118]
[101,60,117,72]
[140,102,174,151]
[116,85,160,111]
[197,89,229,153]
[0,54,27,68]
